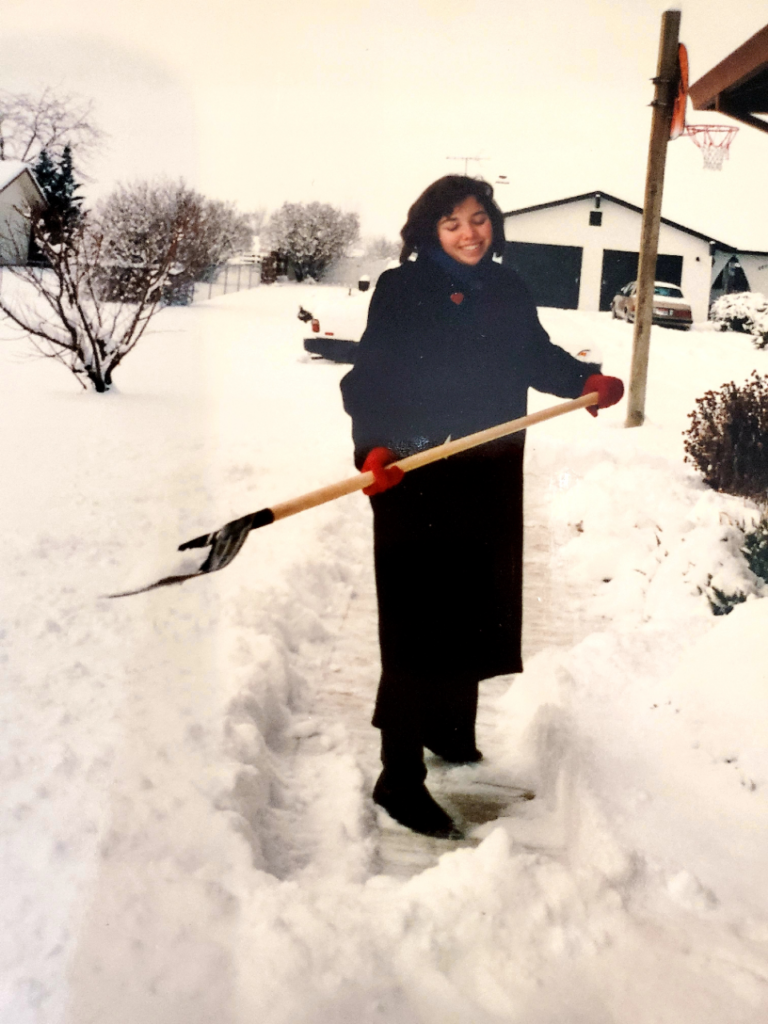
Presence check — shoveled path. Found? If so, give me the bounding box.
[301,444,605,877]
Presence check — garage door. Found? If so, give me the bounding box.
[503,241,583,309]
[600,250,683,311]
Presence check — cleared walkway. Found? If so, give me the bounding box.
[296,445,605,877]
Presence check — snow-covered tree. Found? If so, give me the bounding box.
[266,202,360,281]
[187,195,254,278]
[0,87,103,165]
[363,236,400,261]
[247,207,267,237]
[0,176,255,391]
[98,180,253,302]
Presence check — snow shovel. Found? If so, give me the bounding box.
[107,391,599,597]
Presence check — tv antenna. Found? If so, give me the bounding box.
[446,155,488,176]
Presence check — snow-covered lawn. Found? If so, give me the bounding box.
[1,283,767,1023]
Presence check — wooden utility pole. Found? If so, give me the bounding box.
[625,9,681,428]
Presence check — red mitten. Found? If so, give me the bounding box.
[361,447,405,495]
[582,374,624,418]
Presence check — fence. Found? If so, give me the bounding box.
[193,262,261,303]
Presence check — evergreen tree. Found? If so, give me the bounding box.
[29,150,57,262]
[53,145,83,230]
[32,145,83,244]
[32,149,58,198]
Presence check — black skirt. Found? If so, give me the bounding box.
[370,440,524,733]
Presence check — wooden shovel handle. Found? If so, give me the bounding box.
[270,392,599,522]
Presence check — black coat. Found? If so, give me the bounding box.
[341,255,598,733]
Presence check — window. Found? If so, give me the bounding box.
[589,211,602,227]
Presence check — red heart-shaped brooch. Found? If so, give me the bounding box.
[450,292,464,305]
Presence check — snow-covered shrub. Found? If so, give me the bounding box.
[709,292,768,349]
[683,372,768,501]
[743,515,768,583]
[265,201,359,282]
[0,207,181,392]
[707,515,768,615]
[707,583,748,616]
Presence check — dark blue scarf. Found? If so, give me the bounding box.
[421,244,496,290]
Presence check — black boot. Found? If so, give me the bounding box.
[373,730,462,839]
[423,678,483,764]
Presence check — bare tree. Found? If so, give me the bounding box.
[0,87,104,165]
[0,203,188,392]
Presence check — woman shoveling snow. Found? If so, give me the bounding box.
[108,176,621,845]
[340,175,623,839]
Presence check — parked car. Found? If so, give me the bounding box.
[298,283,374,363]
[610,281,692,329]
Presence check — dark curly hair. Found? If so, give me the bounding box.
[399,175,506,263]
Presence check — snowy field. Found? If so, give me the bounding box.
[1,280,767,1024]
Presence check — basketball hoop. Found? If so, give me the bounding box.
[684,124,739,170]
[669,43,689,141]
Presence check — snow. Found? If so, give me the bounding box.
[2,282,768,1023]
[298,284,373,343]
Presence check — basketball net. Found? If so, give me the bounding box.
[683,125,739,171]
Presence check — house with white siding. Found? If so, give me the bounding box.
[502,190,767,323]
[0,162,46,265]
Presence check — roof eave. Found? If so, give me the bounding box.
[503,190,733,249]
[689,23,768,113]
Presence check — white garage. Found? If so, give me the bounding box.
[502,190,735,323]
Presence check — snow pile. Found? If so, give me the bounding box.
[549,445,763,623]
[2,285,768,1024]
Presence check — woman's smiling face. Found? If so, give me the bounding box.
[436,196,493,266]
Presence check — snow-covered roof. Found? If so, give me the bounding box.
[503,189,735,250]
[0,160,45,203]
[0,160,30,191]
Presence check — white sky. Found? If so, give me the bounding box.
[2,0,767,248]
